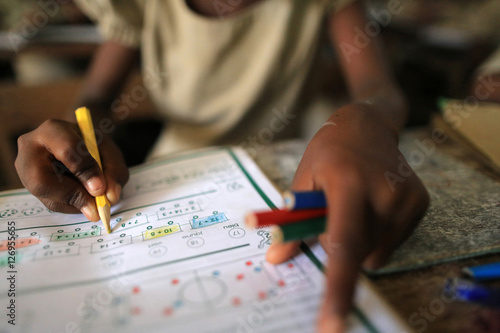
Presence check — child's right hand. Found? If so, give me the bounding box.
[15,119,129,221]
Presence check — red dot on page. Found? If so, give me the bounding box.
[163,307,173,316]
[172,279,179,285]
[233,297,241,306]
[287,263,294,268]
[246,261,252,266]
[278,280,285,287]
[258,291,267,300]
[132,286,140,294]
[236,274,244,280]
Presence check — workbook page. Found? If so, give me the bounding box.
[0,147,394,333]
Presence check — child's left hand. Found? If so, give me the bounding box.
[266,103,430,332]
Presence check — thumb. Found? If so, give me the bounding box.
[266,241,301,264]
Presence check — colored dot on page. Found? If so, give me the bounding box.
[246,261,252,266]
[163,307,173,316]
[236,274,244,280]
[258,291,267,300]
[131,307,141,315]
[278,280,286,287]
[232,297,241,306]
[172,278,179,285]
[288,263,294,268]
[132,286,140,294]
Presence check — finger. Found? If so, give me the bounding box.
[319,183,371,333]
[361,221,413,271]
[100,138,129,205]
[39,198,98,222]
[266,241,301,264]
[17,139,99,221]
[39,198,81,214]
[103,175,122,206]
[29,163,100,222]
[37,119,106,197]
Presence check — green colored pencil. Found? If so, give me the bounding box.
[271,216,326,243]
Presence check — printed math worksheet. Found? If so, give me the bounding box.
[0,147,410,333]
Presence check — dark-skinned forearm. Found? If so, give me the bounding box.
[74,41,140,124]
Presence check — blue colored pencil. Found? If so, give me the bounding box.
[446,278,500,308]
[283,191,327,210]
[463,261,500,281]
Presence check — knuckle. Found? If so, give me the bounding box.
[29,181,51,199]
[412,186,431,216]
[66,190,87,209]
[16,133,29,149]
[41,118,63,130]
[15,134,34,170]
[43,200,63,213]
[419,188,431,210]
[14,155,22,173]
[56,145,81,167]
[378,185,400,213]
[55,145,99,181]
[406,177,431,209]
[20,164,51,198]
[73,161,100,182]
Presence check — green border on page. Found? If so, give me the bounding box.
[227,147,379,333]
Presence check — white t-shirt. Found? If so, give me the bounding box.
[75,0,354,158]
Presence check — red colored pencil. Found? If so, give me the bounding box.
[245,208,327,228]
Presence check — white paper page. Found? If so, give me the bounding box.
[0,147,407,333]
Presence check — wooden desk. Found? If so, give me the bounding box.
[371,130,500,333]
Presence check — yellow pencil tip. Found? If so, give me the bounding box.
[97,200,111,234]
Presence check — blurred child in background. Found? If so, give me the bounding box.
[15,1,429,331]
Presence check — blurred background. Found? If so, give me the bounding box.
[1,0,500,190]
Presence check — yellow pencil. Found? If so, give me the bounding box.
[75,107,111,234]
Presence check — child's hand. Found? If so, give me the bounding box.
[266,104,429,332]
[15,119,129,221]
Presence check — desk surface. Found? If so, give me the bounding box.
[372,130,500,333]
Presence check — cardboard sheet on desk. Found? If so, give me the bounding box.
[254,137,500,275]
[440,99,500,170]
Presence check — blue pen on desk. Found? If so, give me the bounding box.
[463,261,500,281]
[283,191,327,210]
[445,278,500,308]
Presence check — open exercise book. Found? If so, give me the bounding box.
[0,147,411,333]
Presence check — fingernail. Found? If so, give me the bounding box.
[265,246,278,262]
[81,205,97,222]
[87,178,103,194]
[107,183,122,205]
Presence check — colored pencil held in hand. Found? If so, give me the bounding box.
[283,190,327,210]
[75,107,112,234]
[245,191,327,243]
